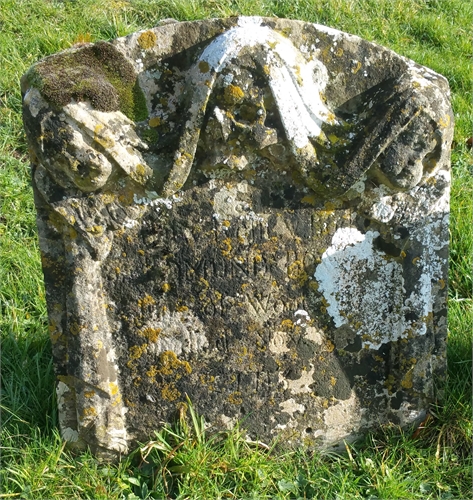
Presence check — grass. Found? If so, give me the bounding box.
[0,0,471,498]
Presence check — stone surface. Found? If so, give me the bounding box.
[22,17,453,459]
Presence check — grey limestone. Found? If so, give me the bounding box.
[22,17,453,459]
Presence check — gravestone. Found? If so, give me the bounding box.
[22,17,453,459]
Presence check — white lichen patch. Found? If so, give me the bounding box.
[370,199,395,223]
[315,228,406,349]
[218,413,238,429]
[294,309,310,326]
[146,309,208,356]
[393,401,425,427]
[279,365,315,394]
[23,87,48,118]
[133,191,182,211]
[279,398,305,417]
[315,222,448,349]
[197,19,335,148]
[212,182,253,221]
[62,427,80,442]
[56,381,72,421]
[304,326,324,345]
[405,214,449,323]
[268,331,290,354]
[138,69,161,113]
[322,390,361,444]
[311,23,345,42]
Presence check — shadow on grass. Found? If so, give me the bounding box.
[1,331,57,436]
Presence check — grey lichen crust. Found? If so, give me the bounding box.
[22,17,453,459]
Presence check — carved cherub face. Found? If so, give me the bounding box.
[47,120,114,192]
[377,124,437,190]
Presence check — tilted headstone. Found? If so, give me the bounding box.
[22,17,453,459]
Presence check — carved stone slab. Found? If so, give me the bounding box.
[22,17,453,459]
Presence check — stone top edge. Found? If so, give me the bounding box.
[21,16,449,89]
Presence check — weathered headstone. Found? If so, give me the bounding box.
[22,17,453,459]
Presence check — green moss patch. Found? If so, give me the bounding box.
[25,42,148,122]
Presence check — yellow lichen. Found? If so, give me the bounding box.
[50,329,63,345]
[438,115,450,129]
[109,382,119,396]
[301,194,317,206]
[161,383,180,401]
[287,260,308,285]
[82,407,97,418]
[228,391,243,405]
[401,370,414,389]
[325,339,335,353]
[136,164,147,176]
[128,344,148,362]
[162,283,171,293]
[198,60,210,73]
[70,322,84,335]
[309,281,319,292]
[224,84,244,104]
[200,374,215,385]
[111,394,122,407]
[384,374,396,394]
[93,134,115,149]
[138,294,156,307]
[148,116,161,127]
[280,319,294,330]
[221,238,232,257]
[352,61,362,74]
[199,374,215,391]
[137,30,157,49]
[130,164,150,185]
[100,192,116,204]
[86,225,104,235]
[146,365,158,380]
[157,351,191,376]
[139,326,161,342]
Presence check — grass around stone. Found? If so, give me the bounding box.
[0,0,471,498]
